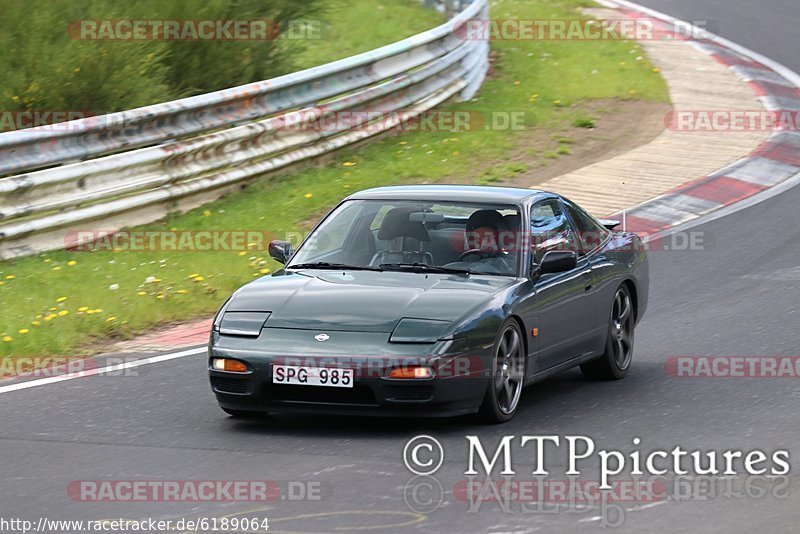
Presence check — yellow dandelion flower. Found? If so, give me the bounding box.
[53,266,62,271]
[653,67,661,73]
[238,251,247,256]
[58,310,69,316]
[342,161,357,167]
[78,306,89,312]
[67,260,77,266]
[56,297,68,302]
[203,210,212,217]
[193,276,205,282]
[44,259,52,263]
[5,275,15,280]
[176,289,188,294]
[2,336,11,342]
[156,294,165,300]
[18,329,29,334]
[137,291,147,296]
[31,321,41,327]
[188,273,200,279]
[0,282,4,286]
[304,193,313,199]
[259,268,271,274]
[106,316,116,322]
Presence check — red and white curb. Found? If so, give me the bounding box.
[602,0,800,237]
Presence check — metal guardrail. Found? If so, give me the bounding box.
[0,0,489,260]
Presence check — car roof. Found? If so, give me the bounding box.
[346,185,553,205]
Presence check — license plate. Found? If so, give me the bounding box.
[272,365,354,388]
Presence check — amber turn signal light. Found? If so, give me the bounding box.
[212,358,248,373]
[389,366,433,379]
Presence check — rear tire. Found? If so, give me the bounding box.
[479,319,526,423]
[581,284,635,380]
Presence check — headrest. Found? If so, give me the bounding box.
[466,210,504,232]
[377,208,431,242]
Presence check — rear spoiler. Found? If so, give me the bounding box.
[599,219,621,230]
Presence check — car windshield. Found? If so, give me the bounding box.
[287,200,522,276]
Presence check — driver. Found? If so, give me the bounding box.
[445,210,514,274]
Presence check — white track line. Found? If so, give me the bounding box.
[0,346,206,394]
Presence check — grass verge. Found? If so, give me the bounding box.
[0,0,668,358]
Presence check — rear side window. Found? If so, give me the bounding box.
[563,200,610,255]
[530,200,579,263]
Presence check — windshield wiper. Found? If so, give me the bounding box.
[288,262,382,271]
[379,263,473,275]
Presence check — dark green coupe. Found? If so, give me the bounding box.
[209,185,648,422]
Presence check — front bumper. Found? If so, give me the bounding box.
[208,329,491,417]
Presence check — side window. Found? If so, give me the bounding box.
[563,200,610,255]
[530,200,579,263]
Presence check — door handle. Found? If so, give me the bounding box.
[582,269,592,291]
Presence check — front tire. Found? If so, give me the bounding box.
[479,319,526,423]
[581,284,635,380]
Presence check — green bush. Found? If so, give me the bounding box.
[0,0,324,120]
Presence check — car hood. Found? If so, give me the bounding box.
[226,270,516,332]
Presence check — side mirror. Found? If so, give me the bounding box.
[539,250,577,275]
[268,240,292,264]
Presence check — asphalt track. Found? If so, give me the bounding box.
[1,1,798,532]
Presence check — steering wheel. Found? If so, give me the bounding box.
[457,249,500,262]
